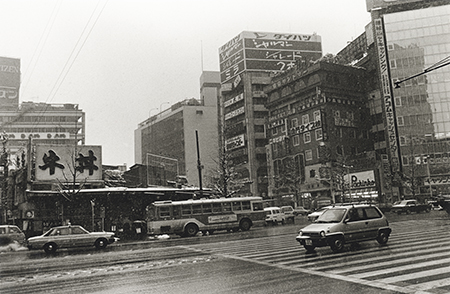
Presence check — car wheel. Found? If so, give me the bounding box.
[426,208,430,213]
[281,219,285,225]
[43,242,57,254]
[239,219,251,231]
[184,223,199,237]
[273,220,278,226]
[95,238,108,249]
[303,245,315,252]
[376,231,389,245]
[329,237,345,253]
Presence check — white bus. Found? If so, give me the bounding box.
[146,197,265,237]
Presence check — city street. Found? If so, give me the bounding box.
[1,211,449,294]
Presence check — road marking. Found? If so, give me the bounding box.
[375,265,450,283]
[352,257,450,279]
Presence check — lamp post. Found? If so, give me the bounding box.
[160,102,170,113]
[343,165,353,202]
[426,155,433,199]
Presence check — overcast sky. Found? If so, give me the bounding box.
[1,0,371,167]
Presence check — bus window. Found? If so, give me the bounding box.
[182,205,192,215]
[252,202,263,211]
[242,201,250,210]
[173,206,181,219]
[222,202,232,212]
[203,203,212,213]
[212,202,222,213]
[147,205,156,220]
[160,206,171,218]
[232,201,242,211]
[192,204,202,214]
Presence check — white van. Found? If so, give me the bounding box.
[264,207,285,225]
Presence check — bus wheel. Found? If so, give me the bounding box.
[184,223,199,237]
[239,219,251,231]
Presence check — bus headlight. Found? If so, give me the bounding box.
[320,231,326,237]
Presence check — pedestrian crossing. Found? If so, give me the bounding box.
[186,219,450,294]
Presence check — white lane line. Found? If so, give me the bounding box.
[352,257,450,279]
[406,277,450,291]
[327,249,450,274]
[217,252,435,294]
[376,265,450,284]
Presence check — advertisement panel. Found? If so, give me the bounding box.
[225,134,245,151]
[345,170,376,189]
[374,18,400,172]
[35,144,102,181]
[0,56,20,108]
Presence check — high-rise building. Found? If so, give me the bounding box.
[219,31,322,196]
[365,0,450,200]
[134,71,220,187]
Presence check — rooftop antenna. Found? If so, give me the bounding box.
[200,40,204,71]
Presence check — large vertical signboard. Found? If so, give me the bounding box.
[35,144,102,181]
[0,57,20,108]
[374,19,400,173]
[219,31,322,83]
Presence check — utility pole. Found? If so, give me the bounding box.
[196,130,203,198]
[1,132,9,224]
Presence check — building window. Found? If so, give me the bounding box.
[350,129,356,138]
[390,59,397,69]
[309,169,316,178]
[305,150,312,161]
[281,124,286,133]
[399,136,406,146]
[303,132,311,143]
[302,114,309,125]
[313,110,321,121]
[397,116,404,126]
[402,156,409,166]
[196,110,203,115]
[291,118,298,128]
[315,129,322,140]
[293,135,300,146]
[394,96,402,107]
[272,128,277,135]
[272,143,278,153]
[334,110,340,118]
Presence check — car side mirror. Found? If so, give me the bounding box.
[344,218,350,223]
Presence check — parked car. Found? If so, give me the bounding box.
[391,199,431,214]
[292,206,311,216]
[27,225,118,253]
[296,204,391,252]
[280,206,295,223]
[307,206,332,222]
[0,225,26,246]
[264,207,285,225]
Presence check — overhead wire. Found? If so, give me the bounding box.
[21,0,62,93]
[30,0,108,133]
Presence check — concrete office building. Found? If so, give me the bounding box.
[219,31,322,196]
[134,71,220,188]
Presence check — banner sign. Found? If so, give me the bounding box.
[35,144,102,181]
[374,18,400,172]
[0,57,20,108]
[225,134,245,151]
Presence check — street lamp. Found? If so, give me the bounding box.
[343,165,353,202]
[160,102,170,113]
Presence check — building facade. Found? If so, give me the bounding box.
[366,0,450,200]
[134,71,220,188]
[265,60,375,207]
[219,31,322,197]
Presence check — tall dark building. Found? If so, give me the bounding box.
[219,31,322,196]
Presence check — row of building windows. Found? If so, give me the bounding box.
[1,116,79,123]
[3,127,72,133]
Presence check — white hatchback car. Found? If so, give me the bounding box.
[264,207,286,225]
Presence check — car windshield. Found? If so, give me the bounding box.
[316,208,346,223]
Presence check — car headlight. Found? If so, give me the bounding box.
[320,231,326,237]
[298,231,303,236]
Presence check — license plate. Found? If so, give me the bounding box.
[305,239,312,246]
